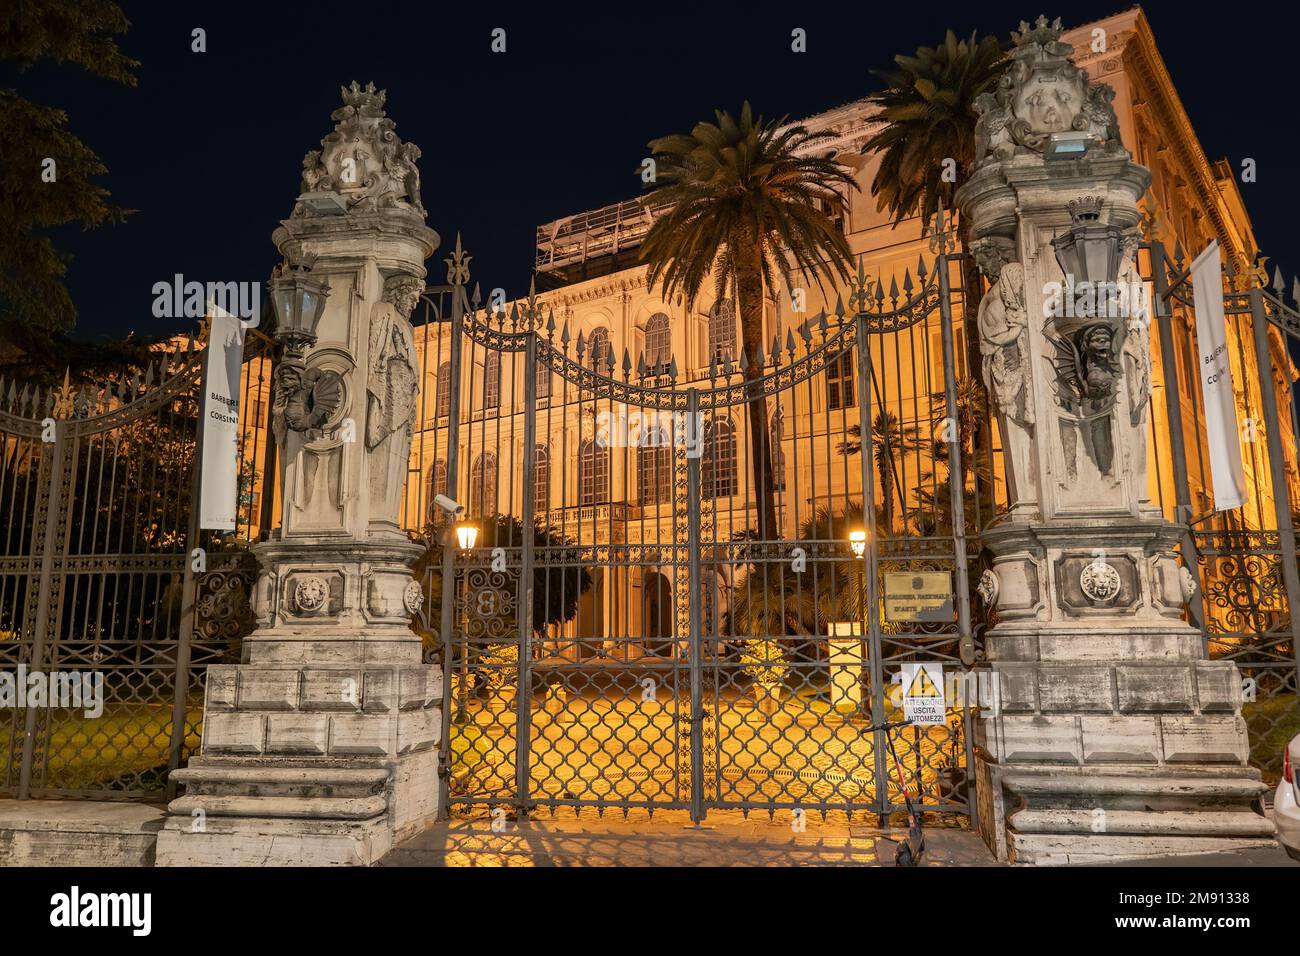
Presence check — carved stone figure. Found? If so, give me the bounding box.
[272,364,344,437]
[973,16,1124,168]
[294,82,427,219]
[366,274,421,516]
[973,237,1035,507]
[1047,321,1122,479]
[1118,233,1152,427]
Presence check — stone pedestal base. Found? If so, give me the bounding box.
[976,757,1274,865]
[155,662,442,867]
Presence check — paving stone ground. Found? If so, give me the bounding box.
[380,809,999,866]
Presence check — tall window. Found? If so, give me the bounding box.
[638,437,672,506]
[436,362,452,420]
[426,460,448,521]
[702,418,737,498]
[818,192,847,234]
[645,312,672,371]
[770,408,787,493]
[533,444,550,513]
[588,327,611,371]
[484,353,500,408]
[470,453,497,516]
[535,365,550,401]
[827,347,855,410]
[708,300,736,364]
[579,439,609,505]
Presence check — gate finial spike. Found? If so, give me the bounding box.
[917,254,928,280]
[1173,240,1185,266]
[736,347,748,374]
[621,347,632,379]
[785,328,796,356]
[889,275,900,301]
[575,329,585,358]
[560,321,570,348]
[799,320,812,345]
[902,269,914,296]
[669,356,679,381]
[1272,266,1285,295]
[816,310,828,336]
[1292,277,1300,305]
[471,282,482,309]
[755,342,765,370]
[636,351,647,379]
[545,307,556,337]
[508,301,520,329]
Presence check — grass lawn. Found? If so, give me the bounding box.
[0,701,202,794]
[1244,693,1300,784]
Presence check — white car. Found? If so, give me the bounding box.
[1275,734,1300,860]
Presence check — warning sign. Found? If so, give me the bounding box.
[900,662,945,725]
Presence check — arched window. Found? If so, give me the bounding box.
[702,418,737,499]
[579,439,609,505]
[470,453,497,516]
[644,312,672,371]
[826,346,855,410]
[708,300,736,364]
[771,407,787,493]
[588,326,611,371]
[426,459,448,521]
[533,444,550,513]
[638,429,672,506]
[436,362,452,420]
[484,353,500,408]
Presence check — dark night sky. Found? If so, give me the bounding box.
[14,1,1300,342]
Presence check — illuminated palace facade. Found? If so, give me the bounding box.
[237,9,1299,657]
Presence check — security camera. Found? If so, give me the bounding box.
[433,494,466,518]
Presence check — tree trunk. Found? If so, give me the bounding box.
[736,246,779,540]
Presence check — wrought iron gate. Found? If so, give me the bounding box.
[428,247,984,823]
[1143,241,1300,779]
[0,338,268,799]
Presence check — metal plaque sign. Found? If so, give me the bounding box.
[883,572,954,623]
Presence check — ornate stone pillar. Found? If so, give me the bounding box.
[956,18,1273,863]
[156,83,441,866]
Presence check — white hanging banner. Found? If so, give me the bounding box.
[199,305,246,530]
[1189,241,1247,512]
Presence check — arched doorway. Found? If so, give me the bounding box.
[642,570,673,657]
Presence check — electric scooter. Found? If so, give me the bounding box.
[868,718,925,866]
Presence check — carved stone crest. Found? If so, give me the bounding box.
[294,575,329,613]
[1179,565,1197,604]
[973,15,1123,168]
[1079,559,1121,605]
[293,81,426,219]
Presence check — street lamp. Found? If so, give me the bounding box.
[267,257,331,360]
[455,521,479,550]
[1051,196,1124,300]
[849,529,867,560]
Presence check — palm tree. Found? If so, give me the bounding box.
[860,30,1008,294]
[639,103,858,538]
[860,30,1008,403]
[837,411,922,534]
[729,502,870,641]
